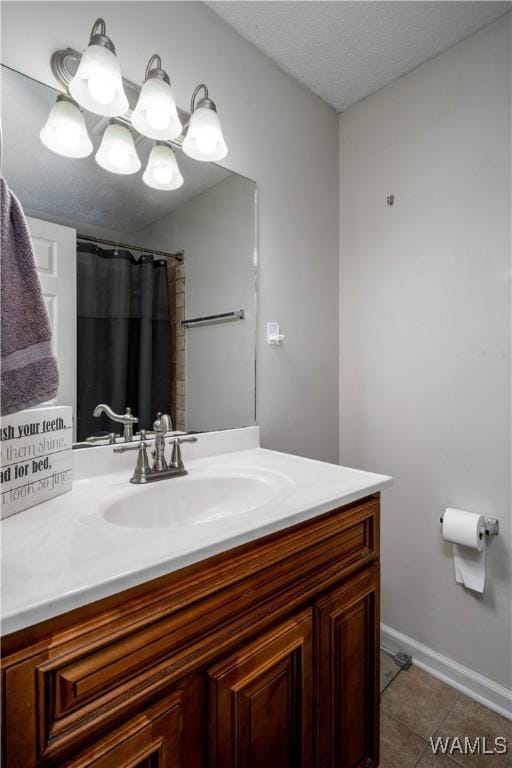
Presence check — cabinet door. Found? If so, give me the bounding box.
[62,691,183,768]
[316,565,380,768]
[208,609,313,768]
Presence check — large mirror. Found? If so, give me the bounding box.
[1,65,257,444]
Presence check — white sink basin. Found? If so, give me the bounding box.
[1,431,393,635]
[103,468,291,530]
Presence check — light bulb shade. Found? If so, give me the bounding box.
[182,105,228,162]
[95,123,141,174]
[40,96,93,158]
[69,44,129,117]
[132,77,182,140]
[143,143,184,190]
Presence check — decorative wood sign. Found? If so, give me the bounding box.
[0,405,72,520]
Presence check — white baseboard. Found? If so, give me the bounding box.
[381,623,512,721]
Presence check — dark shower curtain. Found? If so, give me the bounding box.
[77,242,172,442]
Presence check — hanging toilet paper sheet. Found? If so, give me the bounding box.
[442,507,486,593]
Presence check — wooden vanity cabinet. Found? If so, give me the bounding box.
[1,494,381,768]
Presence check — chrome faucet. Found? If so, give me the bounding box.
[114,419,198,484]
[92,403,139,442]
[152,413,173,471]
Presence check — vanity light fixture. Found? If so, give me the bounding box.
[182,84,228,162]
[143,142,184,191]
[69,18,129,117]
[95,122,141,175]
[44,31,230,186]
[132,55,182,141]
[39,94,93,158]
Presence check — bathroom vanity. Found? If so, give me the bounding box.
[1,50,392,767]
[1,428,391,768]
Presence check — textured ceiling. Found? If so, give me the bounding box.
[1,65,232,236]
[206,1,511,111]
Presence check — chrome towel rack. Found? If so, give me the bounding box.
[181,309,245,327]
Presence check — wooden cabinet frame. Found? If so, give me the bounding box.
[1,494,381,768]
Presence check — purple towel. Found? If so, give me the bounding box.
[1,177,59,415]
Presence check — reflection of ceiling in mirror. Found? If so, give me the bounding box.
[1,66,233,235]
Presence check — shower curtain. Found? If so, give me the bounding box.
[76,242,172,442]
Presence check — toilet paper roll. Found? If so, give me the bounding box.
[442,508,486,593]
[442,508,486,551]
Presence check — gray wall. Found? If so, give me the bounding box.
[2,0,340,462]
[339,16,511,687]
[137,175,257,432]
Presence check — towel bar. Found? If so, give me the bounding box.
[181,309,245,327]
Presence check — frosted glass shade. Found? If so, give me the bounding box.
[143,144,184,190]
[95,123,141,174]
[40,96,93,158]
[182,106,228,162]
[69,44,129,117]
[132,77,182,141]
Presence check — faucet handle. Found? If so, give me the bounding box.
[86,432,117,445]
[114,441,151,483]
[168,436,198,470]
[123,407,139,424]
[170,436,198,445]
[113,441,150,453]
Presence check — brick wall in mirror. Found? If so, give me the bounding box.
[1,65,257,446]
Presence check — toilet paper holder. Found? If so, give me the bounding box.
[439,516,499,537]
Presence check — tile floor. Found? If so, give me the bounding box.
[380,664,512,768]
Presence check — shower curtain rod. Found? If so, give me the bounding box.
[77,233,184,263]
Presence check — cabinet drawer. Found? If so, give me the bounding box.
[61,691,183,768]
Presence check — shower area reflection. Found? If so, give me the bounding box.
[76,237,183,442]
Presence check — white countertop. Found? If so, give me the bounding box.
[1,428,391,635]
